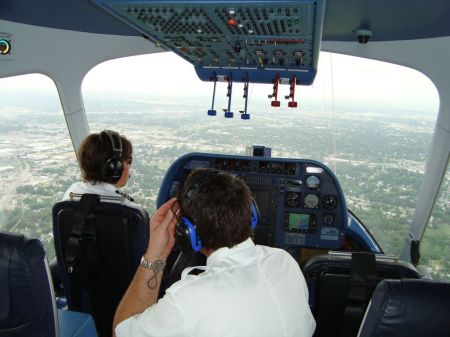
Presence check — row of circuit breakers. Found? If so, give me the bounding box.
[94,0,326,117]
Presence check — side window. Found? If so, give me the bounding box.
[323,55,439,259]
[421,167,450,281]
[0,74,77,260]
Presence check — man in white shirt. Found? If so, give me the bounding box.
[114,169,316,337]
[63,130,139,209]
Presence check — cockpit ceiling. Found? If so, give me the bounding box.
[1,0,450,41]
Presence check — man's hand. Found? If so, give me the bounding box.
[146,197,178,261]
[113,198,179,336]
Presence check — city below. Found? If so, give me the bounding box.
[0,94,448,281]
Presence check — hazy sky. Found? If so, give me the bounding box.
[0,51,439,113]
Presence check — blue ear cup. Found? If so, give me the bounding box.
[177,169,259,253]
[177,201,259,253]
[250,200,259,229]
[176,217,203,252]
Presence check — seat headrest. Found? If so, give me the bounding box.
[358,279,450,337]
[0,231,55,336]
[0,232,37,319]
[0,232,20,319]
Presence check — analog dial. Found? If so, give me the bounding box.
[306,175,320,189]
[304,193,319,208]
[323,214,334,225]
[323,195,338,209]
[285,192,301,207]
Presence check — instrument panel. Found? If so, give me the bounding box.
[157,153,348,250]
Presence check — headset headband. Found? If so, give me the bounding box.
[102,130,124,183]
[104,130,122,157]
[181,169,221,203]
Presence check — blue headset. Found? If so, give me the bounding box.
[175,169,259,253]
[177,201,259,252]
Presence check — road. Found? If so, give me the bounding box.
[0,155,30,231]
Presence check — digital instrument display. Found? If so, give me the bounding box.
[306,166,324,174]
[287,213,310,231]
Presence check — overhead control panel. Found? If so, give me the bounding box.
[157,152,348,250]
[93,0,326,85]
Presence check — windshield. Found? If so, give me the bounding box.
[0,52,447,280]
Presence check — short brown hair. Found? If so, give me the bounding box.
[78,130,132,183]
[177,169,253,250]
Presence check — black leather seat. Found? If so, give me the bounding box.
[0,231,97,337]
[303,252,422,337]
[52,195,149,337]
[358,278,450,337]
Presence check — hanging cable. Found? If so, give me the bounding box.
[330,53,337,173]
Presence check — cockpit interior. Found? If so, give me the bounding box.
[1,0,449,336]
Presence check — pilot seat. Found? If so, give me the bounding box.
[52,193,149,337]
[303,251,422,337]
[358,278,450,337]
[0,231,97,337]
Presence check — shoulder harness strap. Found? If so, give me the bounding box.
[340,252,377,337]
[65,193,99,274]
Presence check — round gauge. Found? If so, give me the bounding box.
[285,192,301,208]
[306,175,320,189]
[304,194,319,208]
[323,195,338,210]
[323,214,334,225]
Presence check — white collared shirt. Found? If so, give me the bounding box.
[62,181,139,209]
[116,238,316,337]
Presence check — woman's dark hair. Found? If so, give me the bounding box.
[78,131,132,183]
[177,168,253,250]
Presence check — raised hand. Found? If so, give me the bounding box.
[146,197,179,261]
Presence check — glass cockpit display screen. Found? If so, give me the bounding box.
[286,213,310,232]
